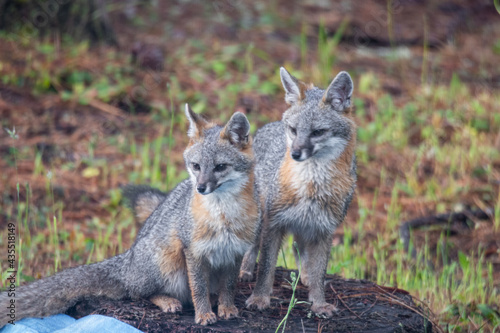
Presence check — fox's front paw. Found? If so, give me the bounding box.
[239,270,253,282]
[218,304,238,319]
[311,302,338,317]
[195,311,217,325]
[245,294,270,310]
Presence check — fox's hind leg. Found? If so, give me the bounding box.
[246,222,285,310]
[239,243,259,281]
[303,235,338,317]
[218,256,242,320]
[150,295,183,313]
[240,212,263,282]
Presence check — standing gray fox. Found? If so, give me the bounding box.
[241,67,357,317]
[0,105,260,327]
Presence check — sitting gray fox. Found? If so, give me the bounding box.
[0,105,260,327]
[241,67,357,317]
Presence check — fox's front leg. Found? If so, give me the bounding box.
[185,253,216,325]
[218,256,242,320]
[246,223,284,310]
[303,235,337,317]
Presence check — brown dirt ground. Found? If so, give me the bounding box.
[67,267,431,333]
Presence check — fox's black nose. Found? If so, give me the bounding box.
[197,184,207,194]
[291,150,301,161]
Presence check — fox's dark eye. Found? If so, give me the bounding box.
[192,163,200,171]
[289,127,297,135]
[311,129,327,137]
[214,164,227,172]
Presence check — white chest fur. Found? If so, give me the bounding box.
[192,179,256,268]
[193,229,251,268]
[273,196,340,240]
[290,157,337,197]
[273,151,346,239]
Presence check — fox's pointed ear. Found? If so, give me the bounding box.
[280,67,308,105]
[322,71,353,110]
[221,112,250,148]
[185,104,208,139]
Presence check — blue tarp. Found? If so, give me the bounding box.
[0,314,143,333]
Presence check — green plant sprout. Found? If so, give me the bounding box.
[276,241,309,333]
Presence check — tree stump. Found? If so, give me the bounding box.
[67,267,432,332]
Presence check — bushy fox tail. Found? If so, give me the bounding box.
[122,185,167,223]
[0,256,127,328]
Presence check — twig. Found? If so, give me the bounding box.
[375,285,443,333]
[335,292,375,298]
[89,99,123,117]
[359,296,379,317]
[472,321,487,333]
[376,285,410,295]
[375,286,425,316]
[330,285,362,320]
[137,309,146,330]
[467,315,479,331]
[405,292,434,315]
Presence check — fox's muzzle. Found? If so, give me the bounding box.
[291,135,313,162]
[196,171,216,195]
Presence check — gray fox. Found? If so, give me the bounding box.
[0,105,260,327]
[242,67,357,317]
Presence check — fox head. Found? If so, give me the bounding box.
[183,104,253,196]
[279,67,355,162]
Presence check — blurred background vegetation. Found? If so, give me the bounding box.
[0,0,499,331]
